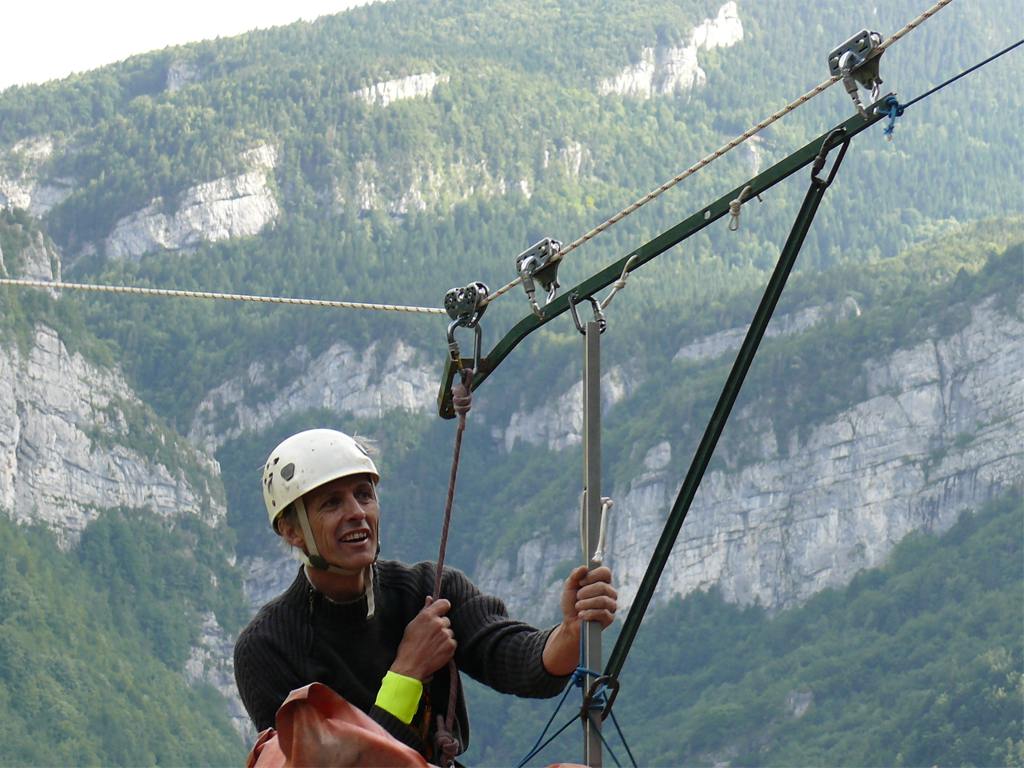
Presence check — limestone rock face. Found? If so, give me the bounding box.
[166,59,200,92]
[242,553,299,611]
[674,300,860,363]
[0,136,74,216]
[0,325,225,547]
[188,339,437,453]
[236,288,1021,639]
[478,293,1023,622]
[103,144,279,261]
[497,365,634,453]
[599,1,743,99]
[0,228,61,284]
[336,150,570,214]
[185,612,252,740]
[352,72,449,107]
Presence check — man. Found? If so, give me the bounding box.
[234,428,618,762]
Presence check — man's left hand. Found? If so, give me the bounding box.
[543,565,618,676]
[560,564,618,630]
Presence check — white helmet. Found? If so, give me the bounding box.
[263,429,381,617]
[263,428,379,531]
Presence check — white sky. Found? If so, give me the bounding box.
[0,1,380,91]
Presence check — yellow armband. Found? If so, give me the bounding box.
[374,670,423,724]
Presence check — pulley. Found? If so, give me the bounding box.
[516,237,562,317]
[444,281,488,368]
[828,29,885,116]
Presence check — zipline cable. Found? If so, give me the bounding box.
[0,0,955,316]
[901,36,1023,110]
[882,36,1024,138]
[0,277,446,315]
[482,0,956,308]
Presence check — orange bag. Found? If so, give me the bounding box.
[246,683,432,768]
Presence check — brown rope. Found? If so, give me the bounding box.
[431,367,474,766]
[433,368,473,596]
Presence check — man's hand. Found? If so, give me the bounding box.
[559,565,617,629]
[543,565,618,676]
[390,597,457,681]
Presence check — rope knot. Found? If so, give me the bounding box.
[434,715,462,766]
[728,185,756,231]
[452,379,472,418]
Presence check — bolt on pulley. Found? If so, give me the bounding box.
[516,237,563,317]
[828,29,885,117]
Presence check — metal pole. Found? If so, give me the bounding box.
[582,319,603,767]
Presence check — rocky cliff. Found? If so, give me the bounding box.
[0,136,73,217]
[476,292,1024,622]
[188,338,438,454]
[599,1,743,99]
[352,72,449,108]
[0,320,225,547]
[101,144,279,261]
[335,139,588,215]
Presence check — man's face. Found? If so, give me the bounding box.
[301,473,380,572]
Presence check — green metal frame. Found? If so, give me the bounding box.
[436,96,891,418]
[604,124,853,682]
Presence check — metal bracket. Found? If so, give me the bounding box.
[516,237,563,317]
[581,675,620,723]
[828,29,885,117]
[435,99,891,420]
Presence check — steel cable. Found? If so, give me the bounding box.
[0,277,446,315]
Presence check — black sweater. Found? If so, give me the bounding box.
[233,560,569,757]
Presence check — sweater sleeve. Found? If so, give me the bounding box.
[369,704,430,755]
[234,619,311,733]
[445,569,570,698]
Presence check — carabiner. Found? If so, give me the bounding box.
[568,293,606,335]
[447,318,483,374]
[581,675,620,722]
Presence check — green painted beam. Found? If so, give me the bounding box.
[604,125,852,683]
[437,96,892,418]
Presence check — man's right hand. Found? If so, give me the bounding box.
[390,597,457,681]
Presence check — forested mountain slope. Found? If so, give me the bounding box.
[0,0,1020,764]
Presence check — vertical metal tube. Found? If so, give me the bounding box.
[582,320,603,768]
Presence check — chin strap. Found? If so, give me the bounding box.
[294,497,377,618]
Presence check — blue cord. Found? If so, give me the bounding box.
[517,636,637,766]
[514,675,579,768]
[516,662,637,767]
[609,709,639,768]
[882,95,905,140]
[516,711,581,768]
[880,37,1022,141]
